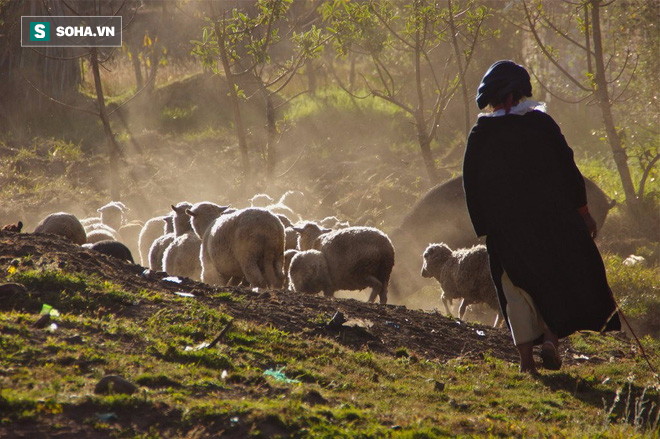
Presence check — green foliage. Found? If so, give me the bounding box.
[605,254,660,337]
[7,269,139,312]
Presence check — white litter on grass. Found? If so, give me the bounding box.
[174,291,194,298]
[185,342,210,351]
[162,276,182,284]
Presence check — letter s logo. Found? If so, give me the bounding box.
[34,24,46,39]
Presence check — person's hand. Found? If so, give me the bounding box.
[581,211,598,239]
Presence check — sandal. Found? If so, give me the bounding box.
[540,341,562,370]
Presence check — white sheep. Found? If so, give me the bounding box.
[148,231,175,272]
[162,202,202,280]
[118,221,143,261]
[320,216,350,229]
[249,193,274,208]
[278,190,307,216]
[187,204,285,288]
[421,243,501,326]
[138,214,173,266]
[85,228,117,243]
[33,212,86,245]
[293,221,331,251]
[288,226,395,304]
[145,215,175,271]
[97,201,127,231]
[84,222,119,241]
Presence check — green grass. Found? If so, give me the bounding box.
[2,263,658,437]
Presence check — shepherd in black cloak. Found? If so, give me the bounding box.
[462,60,621,374]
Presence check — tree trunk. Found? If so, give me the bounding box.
[131,46,143,90]
[214,21,251,177]
[447,0,471,138]
[90,47,121,200]
[414,25,438,185]
[265,92,277,180]
[590,1,639,212]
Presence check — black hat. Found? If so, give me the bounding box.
[476,60,532,109]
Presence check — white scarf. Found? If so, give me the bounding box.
[478,100,547,118]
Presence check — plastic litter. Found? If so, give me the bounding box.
[385,321,400,330]
[263,367,300,384]
[162,276,182,284]
[40,303,60,318]
[174,291,194,298]
[96,412,119,422]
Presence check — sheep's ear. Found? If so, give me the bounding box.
[292,227,304,234]
[219,205,231,213]
[321,227,332,233]
[186,209,196,217]
[171,204,177,212]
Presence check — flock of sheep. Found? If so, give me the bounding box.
[27,189,500,323]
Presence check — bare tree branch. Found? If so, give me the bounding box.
[19,68,98,115]
[522,0,592,93]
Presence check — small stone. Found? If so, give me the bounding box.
[94,375,138,395]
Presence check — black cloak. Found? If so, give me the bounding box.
[463,109,621,340]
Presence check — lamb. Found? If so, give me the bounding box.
[187,204,285,288]
[421,243,501,326]
[88,240,135,263]
[118,221,143,261]
[320,216,350,229]
[162,202,202,280]
[278,190,307,216]
[138,214,174,266]
[293,222,331,251]
[288,226,395,304]
[249,193,274,208]
[147,216,175,271]
[97,201,127,231]
[33,212,86,245]
[85,228,117,243]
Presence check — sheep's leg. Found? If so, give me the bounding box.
[492,313,500,328]
[365,275,386,304]
[458,298,468,319]
[216,273,232,286]
[322,288,336,298]
[241,261,267,289]
[227,276,242,287]
[263,250,283,289]
[442,296,453,315]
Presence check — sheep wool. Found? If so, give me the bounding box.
[197,207,285,289]
[421,243,501,325]
[33,212,86,245]
[288,226,395,304]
